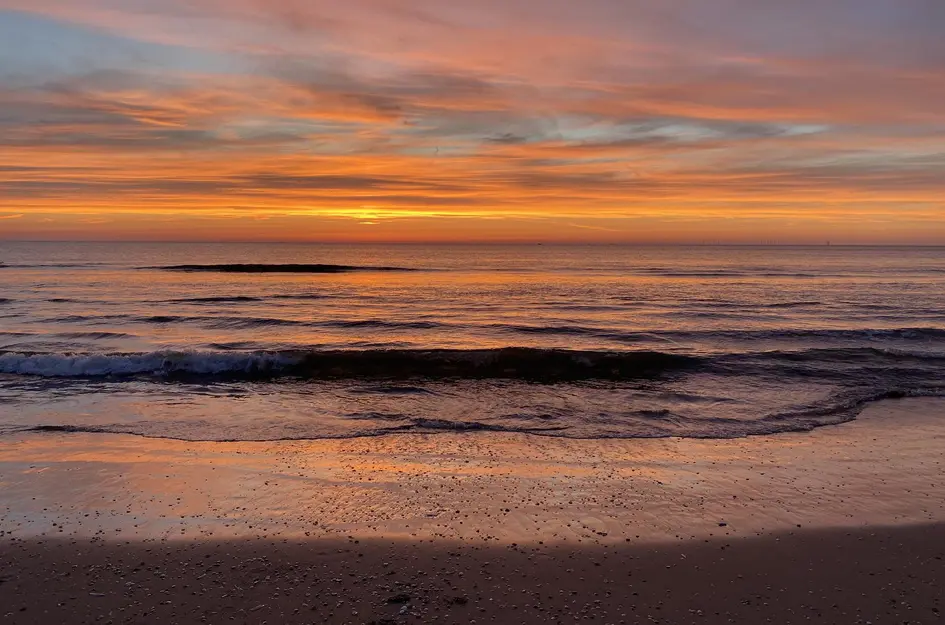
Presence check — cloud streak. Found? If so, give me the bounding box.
[0,1,943,242]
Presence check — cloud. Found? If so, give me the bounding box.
[0,0,943,241]
[0,213,25,219]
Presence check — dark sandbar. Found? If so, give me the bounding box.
[154,264,416,273]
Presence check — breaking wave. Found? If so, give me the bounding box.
[2,345,944,442]
[0,347,700,381]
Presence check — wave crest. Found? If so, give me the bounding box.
[0,348,700,381]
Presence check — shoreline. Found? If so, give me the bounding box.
[2,397,945,623]
[2,398,943,543]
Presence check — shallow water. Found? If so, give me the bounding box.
[1,242,944,440]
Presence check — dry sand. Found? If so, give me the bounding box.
[2,397,945,623]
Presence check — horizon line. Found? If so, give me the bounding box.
[3,240,945,248]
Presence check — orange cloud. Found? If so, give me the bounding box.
[1,0,944,242]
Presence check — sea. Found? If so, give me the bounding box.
[1,242,944,441]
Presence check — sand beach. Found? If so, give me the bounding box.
[2,398,943,624]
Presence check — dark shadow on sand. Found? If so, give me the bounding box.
[1,523,943,624]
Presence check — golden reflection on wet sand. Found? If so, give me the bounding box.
[1,399,943,545]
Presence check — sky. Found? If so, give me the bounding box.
[0,0,943,243]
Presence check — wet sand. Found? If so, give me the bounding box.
[2,398,945,623]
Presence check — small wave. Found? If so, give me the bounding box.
[16,386,945,443]
[205,341,273,351]
[40,313,450,331]
[205,318,445,331]
[730,387,945,438]
[762,301,823,309]
[0,298,12,305]
[19,419,569,441]
[168,296,264,304]
[849,303,904,312]
[685,300,822,310]
[487,325,945,346]
[490,323,607,337]
[349,385,438,395]
[142,315,189,324]
[670,311,770,321]
[174,293,332,303]
[270,294,329,301]
[0,348,701,381]
[710,347,945,384]
[634,268,826,278]
[152,263,418,273]
[0,262,111,269]
[748,346,945,363]
[25,425,111,434]
[659,327,945,343]
[46,314,130,324]
[135,315,305,328]
[327,319,444,330]
[392,418,569,433]
[487,323,664,344]
[54,331,133,340]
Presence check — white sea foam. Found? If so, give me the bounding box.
[0,351,299,377]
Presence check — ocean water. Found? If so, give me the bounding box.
[1,242,944,441]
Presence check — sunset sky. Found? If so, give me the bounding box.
[0,0,943,243]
